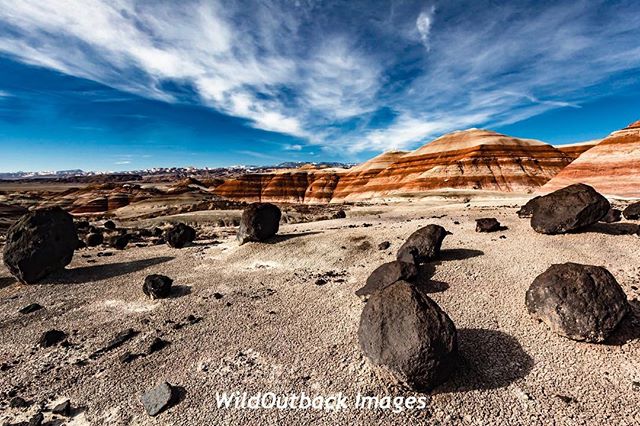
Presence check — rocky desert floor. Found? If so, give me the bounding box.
[1,197,640,425]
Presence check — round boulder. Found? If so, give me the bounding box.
[623,202,640,220]
[3,207,78,284]
[601,208,622,223]
[355,261,417,298]
[143,274,173,299]
[85,232,104,247]
[525,262,628,342]
[358,280,457,390]
[475,218,502,233]
[396,224,450,264]
[530,184,610,234]
[237,203,281,245]
[165,223,196,248]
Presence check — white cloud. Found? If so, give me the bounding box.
[416,6,435,48]
[0,0,639,157]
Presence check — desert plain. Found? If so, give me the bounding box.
[1,191,639,425]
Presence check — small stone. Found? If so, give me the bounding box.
[10,396,29,408]
[52,399,71,416]
[141,381,177,416]
[19,303,43,315]
[475,218,502,233]
[601,208,622,223]
[213,292,224,299]
[315,278,327,286]
[397,224,450,264]
[103,220,116,230]
[110,234,130,250]
[143,275,173,299]
[39,330,66,348]
[378,241,391,250]
[623,202,640,220]
[28,412,44,426]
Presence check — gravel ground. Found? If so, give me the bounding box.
[1,200,639,425]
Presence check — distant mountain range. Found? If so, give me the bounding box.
[0,163,355,181]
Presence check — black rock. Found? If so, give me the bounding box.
[396,224,450,264]
[141,381,177,416]
[213,292,224,299]
[475,218,502,233]
[355,261,417,298]
[530,184,610,234]
[153,227,164,237]
[28,412,44,426]
[377,241,391,250]
[165,223,196,248]
[110,234,130,250]
[147,337,170,354]
[516,196,541,218]
[9,396,29,408]
[237,203,281,245]
[601,208,622,223]
[52,399,71,416]
[90,328,138,359]
[3,207,78,284]
[38,329,67,348]
[75,239,87,249]
[358,281,457,390]
[333,209,346,219]
[75,220,90,230]
[85,232,104,247]
[103,220,116,230]
[623,202,640,220]
[143,274,173,299]
[19,303,43,315]
[525,262,628,342]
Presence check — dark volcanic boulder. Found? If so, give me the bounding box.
[475,218,502,233]
[237,203,281,245]
[601,208,622,223]
[525,263,628,342]
[110,234,130,250]
[39,329,67,348]
[143,274,173,299]
[355,261,417,298]
[3,207,77,284]
[530,184,610,234]
[516,196,541,218]
[333,209,346,219]
[358,281,457,390]
[103,220,116,230]
[396,224,450,264]
[165,223,196,248]
[623,202,640,220]
[85,232,104,247]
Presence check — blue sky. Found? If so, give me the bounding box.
[0,0,639,172]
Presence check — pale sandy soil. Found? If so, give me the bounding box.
[1,199,639,425]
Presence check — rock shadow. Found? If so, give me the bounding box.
[604,300,640,345]
[580,222,640,236]
[413,264,449,293]
[438,248,484,261]
[0,276,16,289]
[436,328,534,394]
[45,257,175,284]
[169,285,192,299]
[263,231,323,244]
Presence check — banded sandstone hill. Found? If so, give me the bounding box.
[541,120,640,198]
[213,129,575,203]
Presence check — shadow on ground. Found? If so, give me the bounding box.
[263,231,323,244]
[605,300,640,345]
[0,276,17,289]
[45,256,175,284]
[436,328,534,394]
[438,248,484,261]
[580,222,640,236]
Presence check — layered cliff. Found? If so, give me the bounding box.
[332,129,574,201]
[214,129,575,203]
[541,120,640,198]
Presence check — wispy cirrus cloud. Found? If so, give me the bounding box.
[0,0,639,157]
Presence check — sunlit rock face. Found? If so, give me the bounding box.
[214,129,575,203]
[213,170,342,203]
[541,120,640,198]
